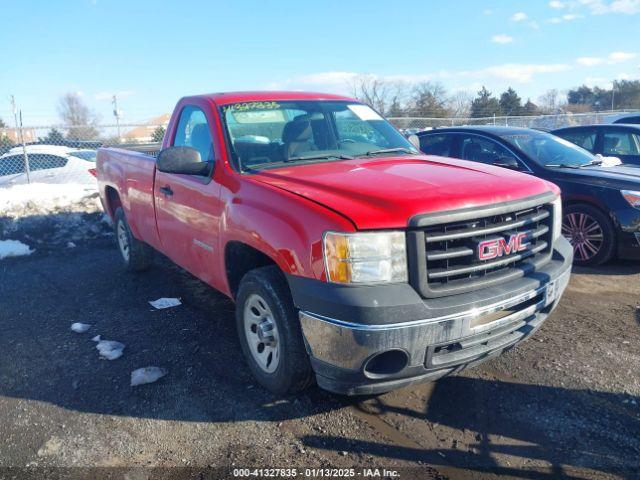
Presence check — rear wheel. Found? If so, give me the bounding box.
[114,207,153,272]
[562,204,615,266]
[235,266,313,395]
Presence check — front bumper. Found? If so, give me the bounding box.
[617,231,640,260]
[289,236,573,395]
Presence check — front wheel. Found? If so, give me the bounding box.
[235,266,313,395]
[562,204,615,266]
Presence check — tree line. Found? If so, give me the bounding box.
[350,76,640,118]
[1,80,640,146]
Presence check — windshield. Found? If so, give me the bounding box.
[68,150,97,162]
[499,130,597,168]
[221,101,418,170]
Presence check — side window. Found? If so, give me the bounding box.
[603,130,640,156]
[614,116,640,125]
[459,136,519,166]
[172,105,215,174]
[0,155,27,176]
[419,134,453,157]
[558,129,597,151]
[28,154,68,172]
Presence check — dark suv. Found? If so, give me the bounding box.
[552,124,640,166]
[416,126,640,266]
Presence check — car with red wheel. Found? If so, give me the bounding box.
[416,126,640,266]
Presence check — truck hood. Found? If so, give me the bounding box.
[251,155,555,229]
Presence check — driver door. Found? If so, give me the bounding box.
[154,105,223,287]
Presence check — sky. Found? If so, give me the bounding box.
[1,0,639,126]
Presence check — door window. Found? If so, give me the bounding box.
[28,154,68,171]
[558,129,597,151]
[0,155,27,176]
[602,130,640,156]
[459,136,519,166]
[172,106,215,175]
[418,134,454,157]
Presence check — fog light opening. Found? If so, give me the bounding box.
[363,349,409,379]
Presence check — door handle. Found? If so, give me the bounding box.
[160,185,173,197]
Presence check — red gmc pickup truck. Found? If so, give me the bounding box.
[97,91,572,395]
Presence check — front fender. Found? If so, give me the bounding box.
[220,178,355,283]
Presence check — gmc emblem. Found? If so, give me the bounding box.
[478,232,530,261]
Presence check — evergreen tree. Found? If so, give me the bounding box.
[151,126,166,143]
[499,88,523,115]
[522,99,540,116]
[470,87,501,118]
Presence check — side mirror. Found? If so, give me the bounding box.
[493,155,519,170]
[157,146,211,176]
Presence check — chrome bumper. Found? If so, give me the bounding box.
[299,267,571,374]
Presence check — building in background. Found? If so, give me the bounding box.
[122,114,170,143]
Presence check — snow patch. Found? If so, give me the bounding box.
[149,298,182,310]
[95,340,125,360]
[131,367,167,386]
[70,323,91,333]
[0,239,33,259]
[0,182,99,219]
[0,182,111,247]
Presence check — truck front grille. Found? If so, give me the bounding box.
[408,199,554,298]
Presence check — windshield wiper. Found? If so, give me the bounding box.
[545,163,581,169]
[578,159,603,167]
[284,153,354,163]
[244,153,354,171]
[361,147,417,157]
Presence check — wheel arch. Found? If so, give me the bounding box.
[224,241,281,300]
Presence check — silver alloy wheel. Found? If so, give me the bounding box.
[117,221,130,262]
[243,293,280,373]
[562,212,604,262]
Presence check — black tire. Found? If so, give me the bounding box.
[235,266,313,395]
[562,203,616,266]
[114,207,153,272]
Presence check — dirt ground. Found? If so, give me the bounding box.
[0,212,639,480]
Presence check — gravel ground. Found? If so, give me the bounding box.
[0,214,639,479]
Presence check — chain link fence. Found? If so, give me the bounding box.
[0,109,637,188]
[0,124,166,188]
[388,110,639,131]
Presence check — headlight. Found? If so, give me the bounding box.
[552,196,562,241]
[324,231,407,284]
[622,190,640,209]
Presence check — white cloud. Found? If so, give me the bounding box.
[93,90,134,101]
[491,34,514,44]
[608,51,637,63]
[584,76,612,87]
[549,12,583,21]
[273,62,572,97]
[549,0,565,8]
[574,51,637,68]
[510,12,528,21]
[577,56,605,66]
[476,64,570,83]
[579,0,640,15]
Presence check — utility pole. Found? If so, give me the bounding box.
[10,95,18,130]
[611,81,615,111]
[10,95,30,183]
[19,110,30,184]
[112,94,121,143]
